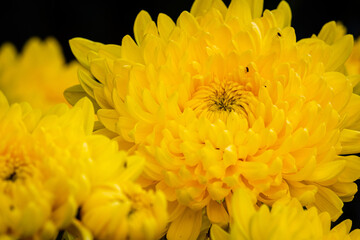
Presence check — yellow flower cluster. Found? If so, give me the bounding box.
[1,0,360,239]
[0,91,167,239]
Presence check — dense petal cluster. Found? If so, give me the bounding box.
[0,37,79,110]
[211,188,360,240]
[66,0,360,239]
[0,91,162,240]
[81,183,167,240]
[0,92,92,239]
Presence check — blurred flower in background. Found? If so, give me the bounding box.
[0,37,79,110]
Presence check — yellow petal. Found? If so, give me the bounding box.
[206,200,229,224]
[134,10,152,44]
[93,87,113,109]
[350,229,360,239]
[273,1,291,28]
[69,38,103,68]
[338,155,360,182]
[74,97,95,135]
[158,13,176,40]
[318,21,338,44]
[121,35,143,63]
[231,188,256,236]
[244,0,263,19]
[125,95,156,123]
[342,94,360,131]
[52,196,77,228]
[78,67,102,99]
[313,185,343,221]
[167,208,202,240]
[118,154,145,181]
[177,11,200,36]
[89,58,109,84]
[167,201,187,222]
[324,72,352,112]
[340,129,360,155]
[287,181,317,205]
[330,182,357,200]
[207,181,231,201]
[239,161,268,180]
[210,224,230,240]
[226,0,252,24]
[0,91,9,119]
[306,160,346,182]
[326,34,354,71]
[190,0,227,17]
[97,109,120,133]
[330,219,352,235]
[98,44,122,60]
[40,221,57,240]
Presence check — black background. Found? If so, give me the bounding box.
[2,0,360,61]
[1,0,360,231]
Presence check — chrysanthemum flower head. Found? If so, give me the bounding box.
[0,92,91,239]
[0,37,79,110]
[0,90,146,239]
[75,136,168,240]
[210,188,360,240]
[81,182,168,240]
[67,0,360,239]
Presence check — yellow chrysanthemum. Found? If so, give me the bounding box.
[66,0,360,239]
[81,182,168,240]
[0,90,144,239]
[0,37,79,110]
[210,188,360,240]
[75,132,168,240]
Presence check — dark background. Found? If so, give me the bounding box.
[1,0,360,231]
[2,0,360,61]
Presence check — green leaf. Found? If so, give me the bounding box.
[55,230,75,240]
[63,84,101,112]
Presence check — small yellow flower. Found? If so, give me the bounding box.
[210,188,360,240]
[0,91,143,239]
[81,182,168,240]
[0,37,79,110]
[66,0,360,239]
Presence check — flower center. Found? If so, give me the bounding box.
[0,156,32,183]
[187,80,253,121]
[207,83,246,113]
[4,171,17,182]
